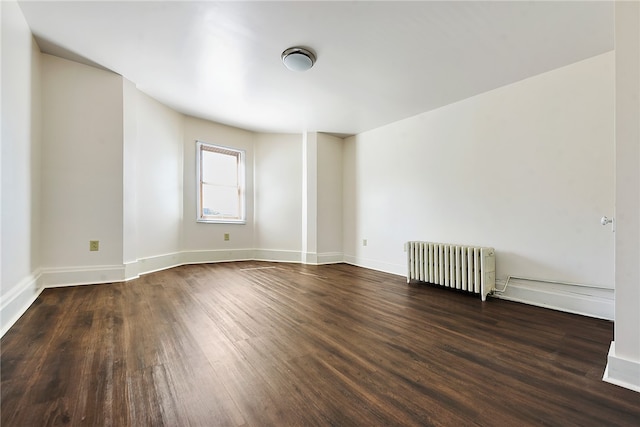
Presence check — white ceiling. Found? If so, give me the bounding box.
[18,1,614,136]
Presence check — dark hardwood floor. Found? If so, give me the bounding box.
[1,262,639,426]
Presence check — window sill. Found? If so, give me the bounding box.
[197,218,246,225]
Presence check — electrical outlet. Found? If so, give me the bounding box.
[224,233,230,241]
[363,239,367,246]
[89,240,99,251]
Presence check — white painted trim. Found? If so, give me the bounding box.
[0,271,41,312]
[125,250,343,280]
[315,252,344,265]
[124,260,140,281]
[41,265,126,288]
[302,252,317,264]
[181,249,255,265]
[343,255,405,277]
[254,249,302,263]
[0,271,43,337]
[126,250,256,280]
[134,252,184,277]
[129,250,341,275]
[492,279,614,320]
[65,249,330,288]
[603,342,640,392]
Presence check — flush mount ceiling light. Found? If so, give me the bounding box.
[281,47,316,72]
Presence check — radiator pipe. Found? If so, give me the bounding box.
[493,275,613,294]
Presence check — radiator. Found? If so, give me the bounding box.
[406,241,495,301]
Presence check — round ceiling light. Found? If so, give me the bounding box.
[281,47,316,72]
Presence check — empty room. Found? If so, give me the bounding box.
[2,1,639,425]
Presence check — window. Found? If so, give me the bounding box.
[196,141,246,223]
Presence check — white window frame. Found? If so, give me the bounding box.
[196,140,246,224]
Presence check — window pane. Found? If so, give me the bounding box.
[197,141,245,223]
[202,184,239,217]
[202,151,237,186]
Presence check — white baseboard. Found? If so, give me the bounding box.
[40,264,126,288]
[492,279,614,320]
[36,250,343,291]
[127,249,344,279]
[0,271,43,337]
[603,341,640,392]
[301,251,316,264]
[124,260,140,281]
[125,249,257,279]
[343,254,405,277]
[133,252,185,277]
[277,251,344,265]
[254,249,302,263]
[181,249,255,265]
[316,252,344,265]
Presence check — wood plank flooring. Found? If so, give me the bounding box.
[1,262,639,426]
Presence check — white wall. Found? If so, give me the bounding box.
[317,133,343,260]
[254,133,302,261]
[122,79,138,269]
[1,0,42,335]
[40,54,124,283]
[182,116,255,260]
[122,86,185,277]
[604,0,640,393]
[135,91,184,262]
[301,132,317,264]
[344,52,615,315]
[252,132,342,264]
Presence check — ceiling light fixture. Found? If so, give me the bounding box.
[281,47,316,72]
